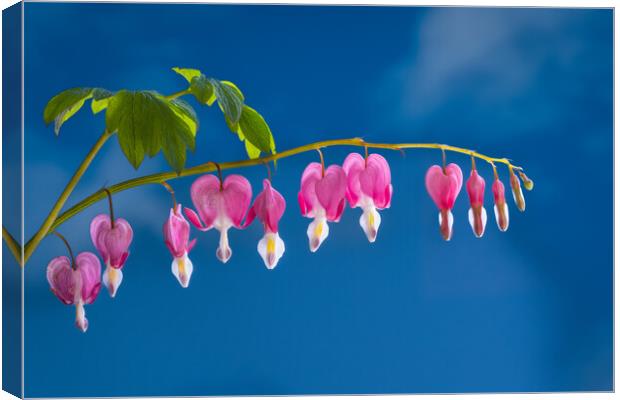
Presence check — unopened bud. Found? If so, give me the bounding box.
[518,171,534,191]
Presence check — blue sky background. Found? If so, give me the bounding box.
[21,4,612,397]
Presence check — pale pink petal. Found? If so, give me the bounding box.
[89,214,111,261]
[102,218,133,267]
[248,179,286,233]
[183,207,208,231]
[342,153,365,207]
[90,214,132,268]
[221,175,252,228]
[46,256,75,305]
[425,163,463,210]
[298,162,323,217]
[359,154,392,208]
[190,174,221,229]
[75,252,102,305]
[164,204,191,258]
[315,165,347,221]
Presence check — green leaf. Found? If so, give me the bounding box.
[221,81,245,102]
[172,67,215,105]
[210,78,244,125]
[244,139,262,159]
[172,67,202,82]
[90,88,113,114]
[105,90,198,172]
[237,106,273,153]
[44,88,93,135]
[190,75,215,105]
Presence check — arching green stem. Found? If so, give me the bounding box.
[14,137,525,266]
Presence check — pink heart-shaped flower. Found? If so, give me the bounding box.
[425,163,463,210]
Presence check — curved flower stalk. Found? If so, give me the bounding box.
[466,157,487,238]
[244,178,286,269]
[89,190,133,297]
[425,160,463,241]
[185,169,252,263]
[298,154,347,252]
[342,151,393,242]
[164,204,197,287]
[47,233,101,332]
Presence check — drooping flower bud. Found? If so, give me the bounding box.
[466,169,487,238]
[492,178,510,232]
[518,171,534,191]
[510,168,526,212]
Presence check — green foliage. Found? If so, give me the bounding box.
[238,106,276,156]
[172,67,276,159]
[43,87,112,135]
[105,90,198,173]
[172,67,215,105]
[43,67,278,173]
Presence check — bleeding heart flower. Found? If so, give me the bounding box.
[244,179,286,269]
[90,214,133,298]
[342,152,393,242]
[466,169,487,238]
[185,174,252,263]
[298,162,347,252]
[47,252,101,332]
[510,169,526,212]
[492,177,510,232]
[425,163,463,241]
[164,204,197,287]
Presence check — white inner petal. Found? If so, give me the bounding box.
[258,232,286,269]
[468,207,487,238]
[75,300,88,333]
[103,264,123,298]
[216,227,232,263]
[307,215,329,253]
[359,205,381,243]
[493,203,510,232]
[172,253,194,288]
[438,210,454,241]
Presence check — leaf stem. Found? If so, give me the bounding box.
[42,138,524,243]
[23,130,113,264]
[165,89,191,100]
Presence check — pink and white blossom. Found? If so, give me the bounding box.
[244,179,286,269]
[185,174,252,263]
[298,162,347,252]
[90,214,133,297]
[342,153,393,242]
[164,204,197,287]
[47,252,101,332]
[425,163,463,241]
